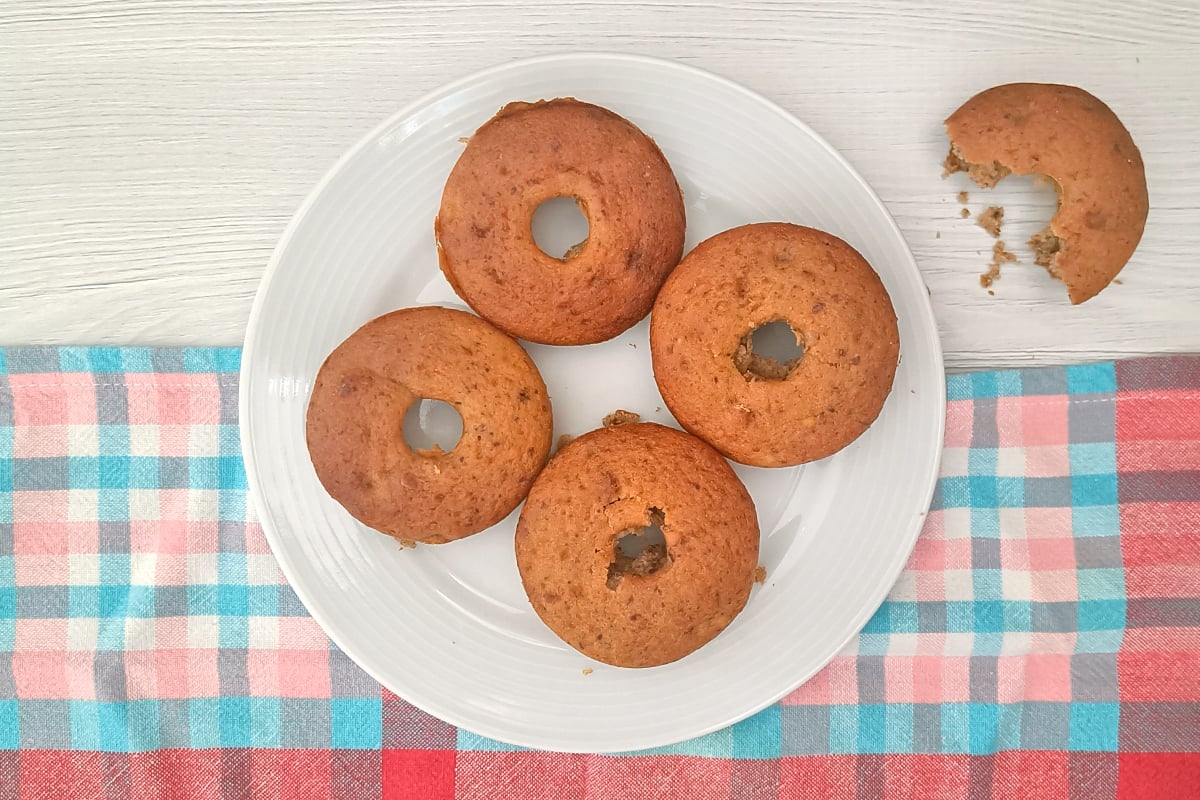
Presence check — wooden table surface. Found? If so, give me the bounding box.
[3,0,1198,371]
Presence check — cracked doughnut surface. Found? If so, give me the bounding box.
[650,223,900,467]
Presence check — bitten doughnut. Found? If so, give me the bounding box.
[650,223,899,468]
[944,83,1149,303]
[306,306,553,545]
[436,98,686,345]
[515,423,759,668]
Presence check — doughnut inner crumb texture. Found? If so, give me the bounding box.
[733,319,804,381]
[977,206,1004,238]
[606,507,669,590]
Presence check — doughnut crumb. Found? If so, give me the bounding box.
[1029,227,1063,278]
[555,433,575,453]
[754,565,767,584]
[582,668,593,676]
[957,191,969,204]
[605,542,669,589]
[603,409,641,428]
[981,241,1018,288]
[978,206,1005,238]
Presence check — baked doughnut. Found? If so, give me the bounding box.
[436,98,686,345]
[944,83,1148,303]
[515,423,759,668]
[306,306,553,544]
[650,223,899,467]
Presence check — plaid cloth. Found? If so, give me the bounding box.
[1,347,1198,799]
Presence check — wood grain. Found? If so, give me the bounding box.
[3,0,1199,370]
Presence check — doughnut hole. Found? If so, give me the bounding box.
[733,319,805,381]
[531,196,590,259]
[402,398,463,456]
[606,507,669,590]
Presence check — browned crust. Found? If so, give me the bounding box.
[944,83,1148,303]
[436,98,686,345]
[515,423,759,668]
[305,306,553,544]
[650,223,900,467]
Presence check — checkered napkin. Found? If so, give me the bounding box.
[1,348,1198,799]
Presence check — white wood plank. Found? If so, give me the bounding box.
[2,0,1198,371]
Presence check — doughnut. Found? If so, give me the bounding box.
[944,83,1148,303]
[515,423,759,668]
[435,98,686,345]
[650,223,899,468]
[306,306,553,544]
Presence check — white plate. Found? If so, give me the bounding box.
[240,53,945,753]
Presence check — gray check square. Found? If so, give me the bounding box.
[1025,477,1073,508]
[0,376,12,427]
[219,377,239,425]
[17,585,69,618]
[7,347,60,373]
[0,654,15,696]
[14,457,70,491]
[1022,367,1068,396]
[1032,601,1078,633]
[917,602,948,633]
[93,651,128,702]
[98,521,131,554]
[20,700,71,748]
[218,521,246,554]
[157,700,193,748]
[1021,702,1070,749]
[1070,652,1119,702]
[1075,536,1123,569]
[911,704,942,753]
[972,538,1001,569]
[154,586,189,618]
[1068,397,1115,443]
[971,398,1000,448]
[280,699,331,748]
[330,647,380,698]
[151,350,186,373]
[158,457,190,489]
[969,656,998,702]
[218,649,250,696]
[780,705,830,755]
[278,585,308,616]
[855,656,886,704]
[95,383,128,425]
